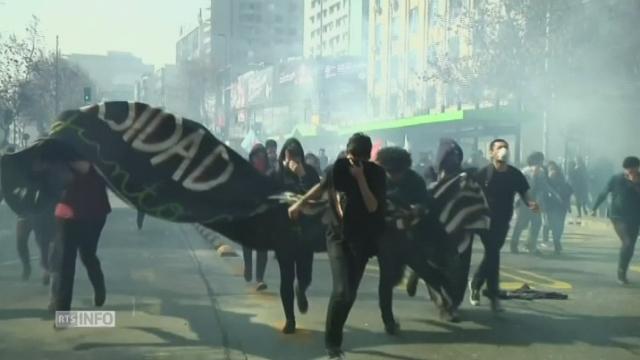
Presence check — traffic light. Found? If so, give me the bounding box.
[83,87,91,103]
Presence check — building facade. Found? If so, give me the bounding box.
[368,0,474,120]
[67,51,154,101]
[303,0,370,58]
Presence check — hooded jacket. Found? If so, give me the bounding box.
[273,138,320,195]
[435,138,464,177]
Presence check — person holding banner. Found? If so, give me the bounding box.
[273,138,320,334]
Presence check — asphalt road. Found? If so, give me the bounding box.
[0,204,638,360]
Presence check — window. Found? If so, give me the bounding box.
[448,36,460,59]
[408,50,418,72]
[375,24,382,55]
[429,0,440,26]
[409,7,419,34]
[391,16,400,40]
[390,56,400,80]
[427,45,438,65]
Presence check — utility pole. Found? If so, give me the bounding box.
[542,0,551,156]
[54,35,60,115]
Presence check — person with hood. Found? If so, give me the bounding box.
[375,146,454,333]
[542,161,573,253]
[470,139,538,312]
[272,138,320,334]
[242,144,271,291]
[405,139,491,320]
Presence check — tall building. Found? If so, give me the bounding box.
[67,51,154,101]
[368,0,474,119]
[303,0,370,58]
[211,0,304,72]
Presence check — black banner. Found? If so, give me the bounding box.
[1,102,288,249]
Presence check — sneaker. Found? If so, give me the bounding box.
[327,348,345,359]
[94,285,106,307]
[439,307,460,323]
[282,319,296,334]
[295,284,309,314]
[384,320,400,335]
[618,270,629,285]
[21,265,31,281]
[255,282,267,291]
[406,272,418,297]
[469,282,481,306]
[490,298,505,313]
[42,272,50,286]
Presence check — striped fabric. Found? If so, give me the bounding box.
[430,172,491,253]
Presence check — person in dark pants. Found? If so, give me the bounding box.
[16,212,56,284]
[568,157,590,219]
[289,133,386,359]
[592,156,640,285]
[136,211,145,230]
[242,144,270,291]
[542,161,573,253]
[273,138,320,334]
[375,147,454,333]
[406,139,491,318]
[510,152,548,254]
[49,160,111,313]
[470,139,538,312]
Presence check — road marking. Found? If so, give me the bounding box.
[0,256,38,266]
[364,264,572,290]
[502,266,573,290]
[630,266,640,273]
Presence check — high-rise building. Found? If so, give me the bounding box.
[303,0,370,58]
[368,0,474,119]
[211,0,304,72]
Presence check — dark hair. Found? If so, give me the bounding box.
[489,138,508,150]
[376,147,412,173]
[527,151,545,166]
[265,139,277,149]
[623,156,640,169]
[346,132,372,159]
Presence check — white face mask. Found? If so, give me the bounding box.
[496,148,509,162]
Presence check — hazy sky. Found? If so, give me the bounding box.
[0,0,209,67]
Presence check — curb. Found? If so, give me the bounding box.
[193,224,239,258]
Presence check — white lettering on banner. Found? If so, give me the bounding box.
[132,114,184,153]
[122,106,157,143]
[90,102,235,192]
[151,129,206,182]
[183,145,234,191]
[98,102,137,132]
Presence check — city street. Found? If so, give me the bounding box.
[0,203,638,360]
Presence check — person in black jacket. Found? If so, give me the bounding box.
[470,139,538,313]
[375,147,453,333]
[592,156,640,285]
[272,138,320,334]
[288,133,386,359]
